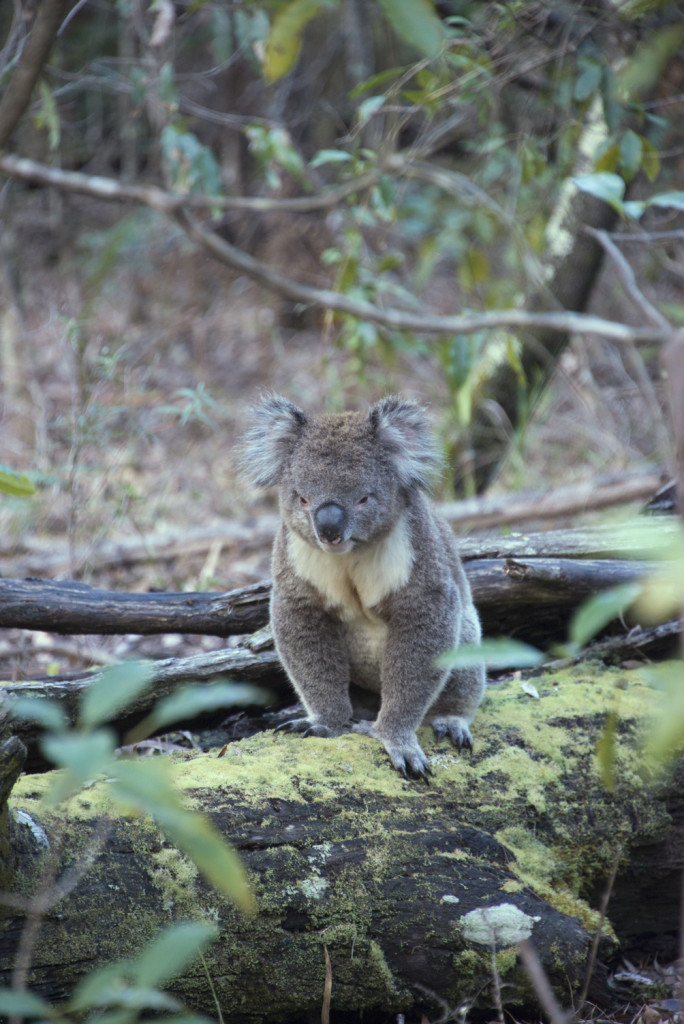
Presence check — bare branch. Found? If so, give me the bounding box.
[584,226,670,330]
[0,149,382,213]
[0,1,69,148]
[0,151,672,344]
[173,205,669,343]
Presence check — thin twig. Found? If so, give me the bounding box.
[518,939,572,1024]
[583,226,673,464]
[322,944,332,1024]
[491,944,505,1024]
[577,843,624,1012]
[675,868,679,1011]
[584,226,670,330]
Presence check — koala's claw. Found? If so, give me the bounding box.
[302,723,342,739]
[430,715,474,751]
[274,716,310,734]
[275,717,346,739]
[352,721,432,781]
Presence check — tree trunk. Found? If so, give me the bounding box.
[468,24,684,489]
[2,663,681,1022]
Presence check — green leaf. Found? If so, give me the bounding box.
[640,137,661,182]
[661,302,684,324]
[310,149,352,168]
[133,922,217,987]
[161,125,222,198]
[263,0,326,81]
[0,465,36,496]
[71,961,182,1013]
[71,962,130,1012]
[594,143,620,174]
[37,79,60,151]
[641,663,684,766]
[619,129,642,182]
[7,696,68,733]
[211,6,233,65]
[647,191,684,213]
[349,66,408,98]
[458,247,490,291]
[42,729,115,804]
[574,60,601,102]
[600,64,621,132]
[79,662,154,730]
[569,582,643,650]
[129,681,265,741]
[436,638,545,671]
[100,986,181,1012]
[0,988,59,1018]
[111,759,255,912]
[357,95,385,127]
[572,172,626,212]
[637,529,684,623]
[376,0,446,59]
[158,60,179,108]
[622,200,646,220]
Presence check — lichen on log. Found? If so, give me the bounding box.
[1,663,680,1022]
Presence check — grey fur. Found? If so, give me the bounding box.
[242,394,485,778]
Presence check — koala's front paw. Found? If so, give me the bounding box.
[352,722,432,780]
[430,715,473,751]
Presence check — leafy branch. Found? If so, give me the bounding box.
[0,152,673,347]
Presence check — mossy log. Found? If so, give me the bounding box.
[1,664,681,1023]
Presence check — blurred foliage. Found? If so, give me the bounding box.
[0,664,265,1018]
[1,0,683,492]
[0,465,36,496]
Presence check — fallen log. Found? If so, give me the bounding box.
[1,515,677,642]
[1,638,283,763]
[440,468,666,530]
[0,557,654,639]
[1,664,681,1022]
[0,577,271,637]
[0,470,665,579]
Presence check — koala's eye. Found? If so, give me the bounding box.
[356,495,370,507]
[298,495,310,508]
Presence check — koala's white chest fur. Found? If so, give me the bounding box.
[287,513,414,617]
[286,515,414,689]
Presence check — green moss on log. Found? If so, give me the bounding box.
[5,662,678,1020]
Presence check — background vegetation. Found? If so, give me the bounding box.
[1,3,684,1021]
[1,1,683,559]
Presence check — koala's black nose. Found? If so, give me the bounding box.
[314,502,346,543]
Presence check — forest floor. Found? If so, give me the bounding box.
[0,187,673,681]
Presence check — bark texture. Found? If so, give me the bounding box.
[1,520,678,645]
[2,665,682,1022]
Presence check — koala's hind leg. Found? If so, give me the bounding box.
[427,606,485,750]
[427,664,485,749]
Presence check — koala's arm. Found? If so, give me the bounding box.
[271,532,354,733]
[376,583,455,726]
[351,536,467,777]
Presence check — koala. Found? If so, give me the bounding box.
[242,394,485,779]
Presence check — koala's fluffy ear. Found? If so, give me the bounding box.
[369,396,441,491]
[241,394,308,487]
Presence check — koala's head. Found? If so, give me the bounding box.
[242,394,441,553]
